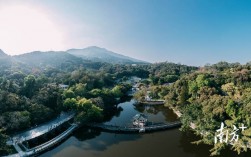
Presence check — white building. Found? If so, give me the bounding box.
[59,84,69,90]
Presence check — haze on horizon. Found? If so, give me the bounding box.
[1,0,251,66]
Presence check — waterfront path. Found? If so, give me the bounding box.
[5,112,76,157]
[5,124,78,157]
[24,124,77,156]
[7,112,75,145]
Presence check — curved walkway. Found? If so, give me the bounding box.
[5,112,76,157]
[25,124,77,156]
[7,112,75,145]
[5,124,77,157]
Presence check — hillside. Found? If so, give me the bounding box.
[0,49,8,57]
[0,49,12,68]
[13,51,83,69]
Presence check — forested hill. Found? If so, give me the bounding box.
[3,46,148,70]
[0,49,8,57]
[0,50,12,69]
[13,51,84,70]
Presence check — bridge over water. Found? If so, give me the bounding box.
[89,121,181,133]
[5,112,76,157]
[5,112,182,156]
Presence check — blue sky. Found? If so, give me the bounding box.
[1,0,251,66]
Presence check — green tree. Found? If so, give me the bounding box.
[111,85,123,98]
[23,75,36,98]
[63,89,75,98]
[75,98,103,123]
[63,98,77,110]
[177,85,189,105]
[226,99,238,119]
[134,90,146,102]
[0,130,11,156]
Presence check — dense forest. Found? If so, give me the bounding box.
[166,62,251,155]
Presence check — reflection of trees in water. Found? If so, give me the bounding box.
[134,104,145,113]
[73,126,141,151]
[103,106,123,122]
[135,104,165,114]
[120,96,132,103]
[178,130,251,157]
[103,96,131,122]
[178,130,212,157]
[134,104,178,122]
[219,147,251,157]
[73,127,102,141]
[160,106,179,122]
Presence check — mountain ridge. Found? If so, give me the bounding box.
[0,46,149,70]
[13,51,83,68]
[66,46,148,64]
[0,49,8,57]
[7,46,148,65]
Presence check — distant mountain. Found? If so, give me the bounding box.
[67,46,148,64]
[0,49,8,57]
[0,46,148,71]
[13,51,83,70]
[0,49,12,67]
[12,50,113,71]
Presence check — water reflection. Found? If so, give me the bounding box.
[178,130,212,157]
[102,96,131,122]
[73,127,101,142]
[105,99,177,126]
[134,104,178,122]
[72,127,141,152]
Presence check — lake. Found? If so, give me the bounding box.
[41,99,251,157]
